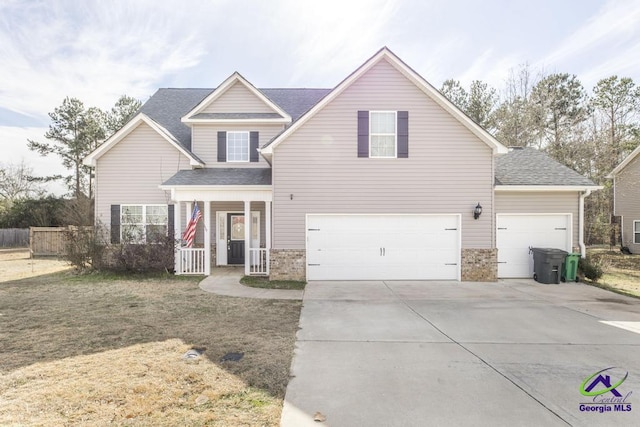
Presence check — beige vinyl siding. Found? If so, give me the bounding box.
[201,82,275,114]
[191,123,283,166]
[95,122,191,234]
[495,192,580,249]
[614,154,640,252]
[272,58,494,249]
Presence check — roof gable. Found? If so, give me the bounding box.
[607,144,640,178]
[182,72,291,124]
[83,113,204,167]
[261,47,509,156]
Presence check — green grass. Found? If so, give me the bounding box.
[240,275,306,290]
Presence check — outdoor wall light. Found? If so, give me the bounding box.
[473,203,482,220]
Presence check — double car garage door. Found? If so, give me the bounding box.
[306,214,460,281]
[306,213,572,281]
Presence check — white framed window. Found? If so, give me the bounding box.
[370,111,397,158]
[227,131,249,162]
[634,221,640,244]
[121,204,168,243]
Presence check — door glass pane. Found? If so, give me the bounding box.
[231,215,244,240]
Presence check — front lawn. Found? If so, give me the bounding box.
[0,271,301,425]
[240,275,306,290]
[586,247,640,297]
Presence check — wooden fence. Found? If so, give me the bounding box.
[0,228,29,247]
[30,227,68,257]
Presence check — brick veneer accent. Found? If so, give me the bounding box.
[269,249,306,281]
[461,248,497,282]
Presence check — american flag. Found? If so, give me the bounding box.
[182,204,202,247]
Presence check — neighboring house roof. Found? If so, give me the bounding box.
[161,168,272,186]
[606,143,640,178]
[260,47,510,156]
[83,113,204,167]
[495,147,599,189]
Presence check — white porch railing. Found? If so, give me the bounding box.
[176,247,206,275]
[249,248,269,275]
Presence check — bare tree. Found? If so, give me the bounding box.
[0,160,44,201]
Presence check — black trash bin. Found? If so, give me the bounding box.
[531,248,568,284]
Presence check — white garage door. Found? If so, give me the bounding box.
[306,214,460,281]
[496,214,572,278]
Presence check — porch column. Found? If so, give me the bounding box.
[204,201,211,275]
[244,200,251,276]
[174,201,181,273]
[185,201,192,226]
[265,201,271,274]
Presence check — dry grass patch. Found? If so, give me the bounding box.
[0,271,301,425]
[0,248,70,282]
[0,339,279,426]
[586,248,640,297]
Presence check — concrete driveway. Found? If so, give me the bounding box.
[281,280,640,427]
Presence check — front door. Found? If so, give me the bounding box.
[227,213,245,264]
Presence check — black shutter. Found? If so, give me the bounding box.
[110,205,120,244]
[217,131,226,162]
[397,111,409,158]
[357,110,369,157]
[168,204,175,239]
[250,131,259,162]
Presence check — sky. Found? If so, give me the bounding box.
[1,0,640,195]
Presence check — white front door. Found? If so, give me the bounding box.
[496,214,572,278]
[306,214,460,281]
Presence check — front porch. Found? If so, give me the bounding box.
[164,186,272,277]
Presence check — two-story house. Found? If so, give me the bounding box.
[84,47,600,281]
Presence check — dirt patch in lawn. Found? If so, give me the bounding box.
[587,248,640,297]
[0,272,302,425]
[0,248,71,282]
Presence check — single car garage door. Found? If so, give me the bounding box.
[306,214,460,281]
[496,214,572,278]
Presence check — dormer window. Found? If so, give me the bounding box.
[227,131,250,162]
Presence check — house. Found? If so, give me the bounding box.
[608,145,640,253]
[83,47,600,281]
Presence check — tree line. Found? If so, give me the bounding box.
[440,67,640,245]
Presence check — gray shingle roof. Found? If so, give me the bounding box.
[139,87,330,152]
[162,168,272,186]
[495,147,596,186]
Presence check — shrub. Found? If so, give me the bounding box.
[104,235,176,274]
[579,256,603,282]
[64,222,176,274]
[64,225,105,271]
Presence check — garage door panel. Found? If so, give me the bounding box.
[497,214,571,278]
[306,214,460,281]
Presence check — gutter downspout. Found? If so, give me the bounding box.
[579,189,593,258]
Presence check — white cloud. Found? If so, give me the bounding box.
[273,0,403,87]
[0,126,68,196]
[542,0,640,66]
[0,0,209,119]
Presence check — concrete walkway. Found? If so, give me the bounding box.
[281,280,640,426]
[199,267,303,300]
